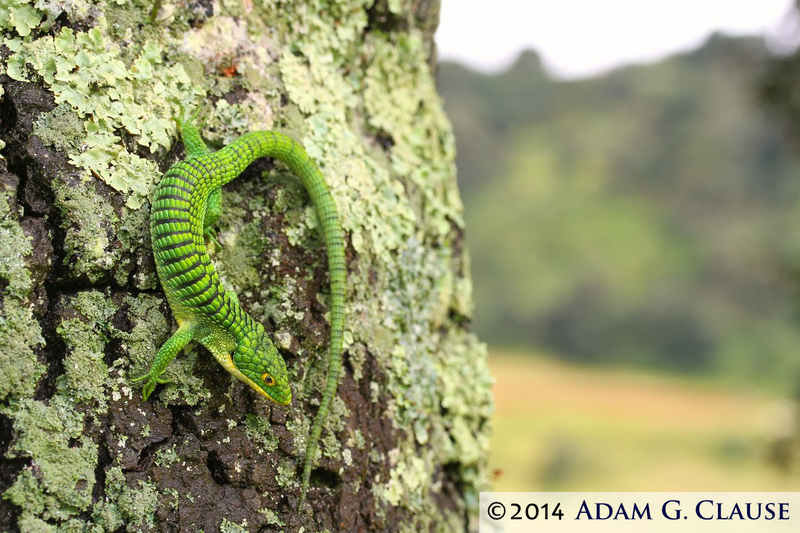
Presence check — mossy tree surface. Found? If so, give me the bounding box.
[0,1,491,531]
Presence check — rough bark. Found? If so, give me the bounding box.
[0,1,492,531]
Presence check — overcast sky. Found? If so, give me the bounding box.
[436,0,798,78]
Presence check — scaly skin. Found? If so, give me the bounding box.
[133,112,346,510]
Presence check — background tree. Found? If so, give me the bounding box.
[0,1,492,530]
[439,34,800,384]
[762,0,800,143]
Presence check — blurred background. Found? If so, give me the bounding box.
[435,0,800,491]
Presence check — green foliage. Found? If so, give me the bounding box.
[439,34,800,384]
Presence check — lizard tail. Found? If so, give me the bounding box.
[218,131,346,510]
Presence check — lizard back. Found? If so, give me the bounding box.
[150,159,245,337]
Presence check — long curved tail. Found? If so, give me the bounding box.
[218,132,346,510]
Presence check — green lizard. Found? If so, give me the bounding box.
[133,111,346,511]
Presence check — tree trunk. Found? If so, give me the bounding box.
[0,1,492,531]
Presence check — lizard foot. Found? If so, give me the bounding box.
[173,106,204,132]
[131,372,172,401]
[204,228,223,251]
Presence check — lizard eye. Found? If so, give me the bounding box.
[262,373,275,386]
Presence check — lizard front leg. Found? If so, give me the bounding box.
[132,323,195,400]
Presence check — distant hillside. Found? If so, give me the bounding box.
[438,34,800,385]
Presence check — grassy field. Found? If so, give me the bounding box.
[488,350,800,492]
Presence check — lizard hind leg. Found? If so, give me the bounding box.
[174,108,211,159]
[203,187,223,250]
[132,323,195,400]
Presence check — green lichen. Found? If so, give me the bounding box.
[285,415,309,472]
[115,295,162,350]
[0,181,45,401]
[155,444,180,468]
[92,467,159,530]
[363,32,463,237]
[6,13,204,209]
[275,459,297,491]
[32,103,85,152]
[217,211,269,291]
[2,181,109,528]
[220,517,250,533]
[49,168,153,286]
[245,413,279,453]
[0,180,32,296]
[318,395,348,462]
[257,506,283,527]
[346,342,367,382]
[163,487,179,510]
[0,0,42,36]
[374,449,430,510]
[116,206,156,289]
[4,397,98,522]
[52,177,120,283]
[346,428,366,451]
[388,0,406,15]
[57,290,117,409]
[1,285,173,529]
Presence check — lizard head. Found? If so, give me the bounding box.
[232,324,291,405]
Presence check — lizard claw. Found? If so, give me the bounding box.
[141,380,157,401]
[129,372,148,384]
[173,106,205,132]
[131,371,167,401]
[172,106,189,130]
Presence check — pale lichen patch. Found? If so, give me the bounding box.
[6,17,204,209]
[91,467,159,530]
[56,290,117,410]
[4,397,98,523]
[52,178,119,283]
[0,179,45,401]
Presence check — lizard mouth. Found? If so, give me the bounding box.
[251,381,291,405]
[270,386,292,405]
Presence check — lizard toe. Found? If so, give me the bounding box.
[130,372,149,383]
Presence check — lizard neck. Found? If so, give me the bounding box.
[223,299,259,344]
